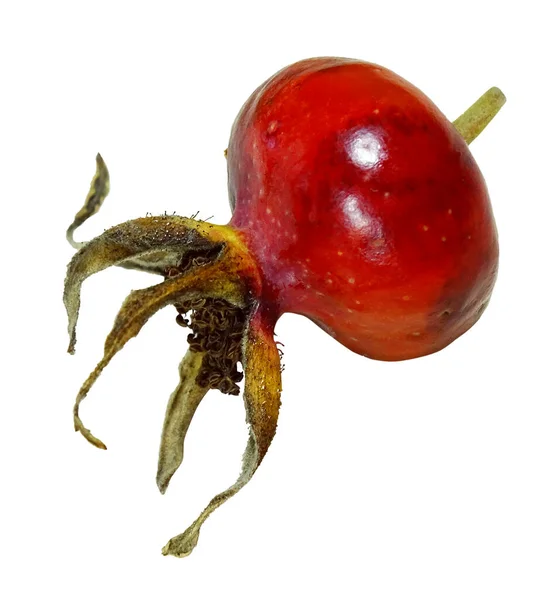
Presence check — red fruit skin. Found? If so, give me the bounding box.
[227,58,498,361]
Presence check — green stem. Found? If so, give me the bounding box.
[453,87,506,145]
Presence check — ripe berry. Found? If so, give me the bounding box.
[64,57,505,557]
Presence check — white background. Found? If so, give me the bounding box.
[1,1,543,598]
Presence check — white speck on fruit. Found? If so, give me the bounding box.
[355,300,361,305]
[447,208,453,215]
[373,108,380,114]
[411,332,421,337]
[384,191,390,198]
[259,187,265,197]
[350,336,359,342]
[326,279,332,284]
[467,234,472,240]
[337,250,343,256]
[348,277,355,284]
[267,120,278,134]
[305,258,310,263]
[441,236,447,242]
[347,308,354,313]
[266,207,272,215]
[422,225,429,232]
[316,291,324,297]
[402,295,411,301]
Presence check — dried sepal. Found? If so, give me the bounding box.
[66,153,110,250]
[73,262,247,449]
[162,309,282,558]
[156,350,209,494]
[64,216,224,354]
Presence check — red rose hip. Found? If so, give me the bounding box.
[228,57,499,360]
[64,57,505,556]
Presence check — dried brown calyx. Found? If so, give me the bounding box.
[63,154,282,558]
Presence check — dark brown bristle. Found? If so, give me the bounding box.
[179,297,246,395]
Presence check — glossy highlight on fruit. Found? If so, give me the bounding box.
[63,57,505,557]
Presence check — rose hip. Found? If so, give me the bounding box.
[63,57,505,556]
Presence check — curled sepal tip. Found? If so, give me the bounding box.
[74,413,107,450]
[73,262,245,449]
[67,153,110,250]
[162,310,282,558]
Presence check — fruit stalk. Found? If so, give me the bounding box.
[453,87,506,144]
